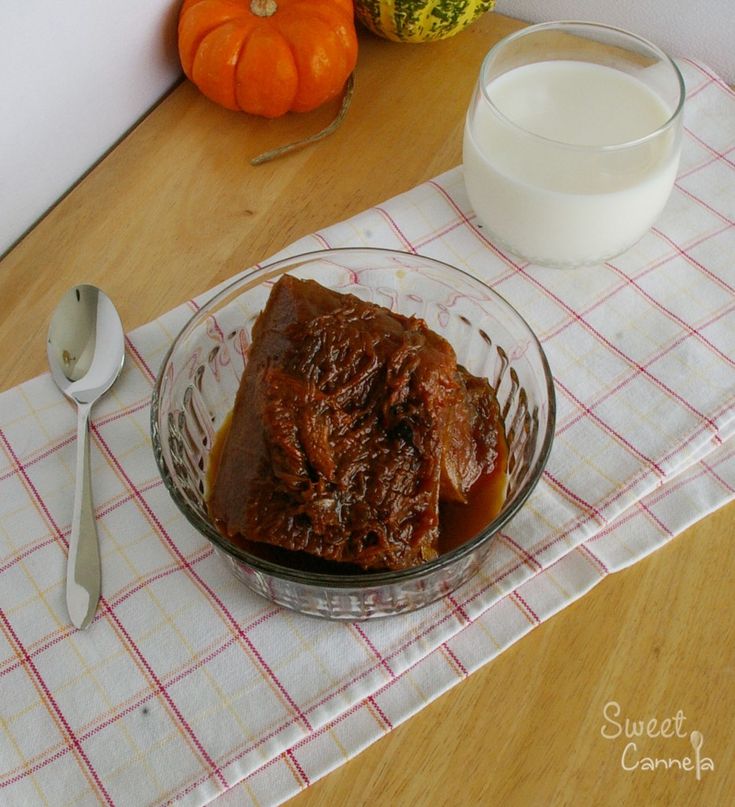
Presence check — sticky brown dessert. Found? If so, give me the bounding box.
[209,275,505,572]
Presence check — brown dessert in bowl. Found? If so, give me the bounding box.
[209,276,507,572]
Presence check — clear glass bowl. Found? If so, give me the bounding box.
[151,248,556,619]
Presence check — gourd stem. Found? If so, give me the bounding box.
[250,73,356,166]
[250,0,277,17]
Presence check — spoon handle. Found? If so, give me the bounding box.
[66,403,101,630]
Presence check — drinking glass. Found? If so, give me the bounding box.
[463,22,685,268]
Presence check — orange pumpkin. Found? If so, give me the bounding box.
[178,0,358,118]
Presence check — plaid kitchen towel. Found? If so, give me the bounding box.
[1,59,733,807]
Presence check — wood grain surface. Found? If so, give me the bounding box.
[1,13,732,806]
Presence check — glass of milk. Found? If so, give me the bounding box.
[463,22,685,268]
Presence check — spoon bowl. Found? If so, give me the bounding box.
[47,285,125,629]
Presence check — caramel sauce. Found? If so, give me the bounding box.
[206,410,232,498]
[438,423,508,553]
[207,411,508,570]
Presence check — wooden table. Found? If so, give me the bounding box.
[1,13,732,806]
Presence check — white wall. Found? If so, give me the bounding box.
[1,1,181,256]
[1,1,733,256]
[495,0,734,84]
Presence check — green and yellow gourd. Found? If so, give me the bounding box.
[354,0,495,43]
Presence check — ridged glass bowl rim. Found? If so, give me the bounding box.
[150,247,557,589]
[476,20,686,152]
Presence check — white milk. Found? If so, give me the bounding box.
[463,60,681,266]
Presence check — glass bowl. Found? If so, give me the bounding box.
[151,248,556,619]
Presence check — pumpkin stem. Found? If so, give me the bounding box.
[250,0,277,17]
[250,73,356,166]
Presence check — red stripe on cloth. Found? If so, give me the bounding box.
[124,335,156,383]
[415,183,524,289]
[701,461,735,495]
[678,151,733,180]
[2,594,120,692]
[312,232,332,249]
[681,58,735,96]
[500,533,543,571]
[0,624,72,678]
[652,227,735,295]
[169,697,325,803]
[442,642,469,677]
[521,270,723,436]
[604,262,735,370]
[101,546,212,613]
[445,592,471,624]
[95,398,151,427]
[0,430,68,550]
[683,129,735,170]
[543,470,607,525]
[204,680,405,804]
[577,544,609,575]
[353,624,395,678]
[0,611,115,805]
[0,534,60,576]
[542,280,629,343]
[673,183,734,226]
[367,694,394,731]
[539,432,716,550]
[164,611,280,688]
[453,492,637,614]
[225,622,314,727]
[596,394,731,508]
[0,434,75,483]
[96,478,162,519]
[588,504,648,543]
[511,591,540,625]
[290,699,367,752]
[685,77,714,100]
[637,500,675,538]
[415,218,468,250]
[285,748,310,788]
[0,735,78,789]
[555,378,666,477]
[94,609,280,741]
[375,206,416,253]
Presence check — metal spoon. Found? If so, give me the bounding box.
[47,285,125,630]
